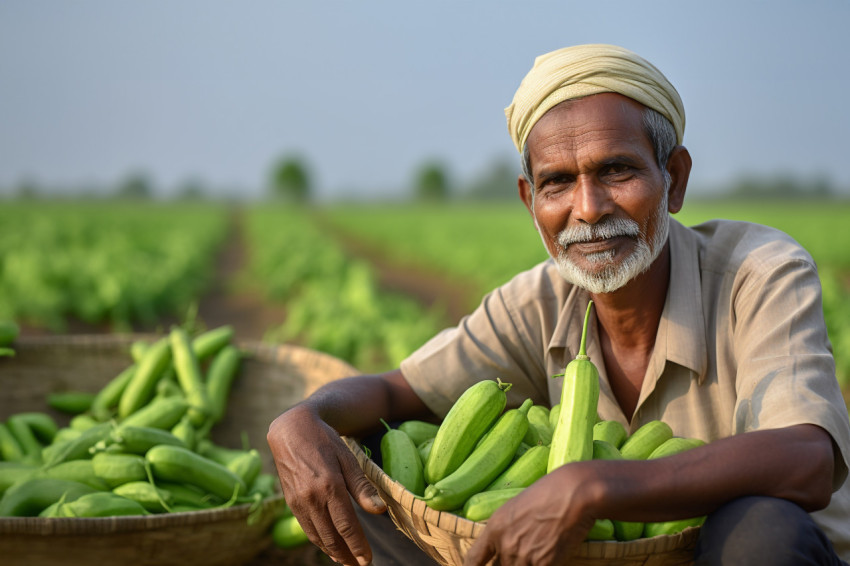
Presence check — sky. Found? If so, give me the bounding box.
[1,1,849,201]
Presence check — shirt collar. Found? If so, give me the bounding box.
[548,283,589,364]
[661,218,708,383]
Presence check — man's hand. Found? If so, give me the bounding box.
[267,369,432,565]
[464,463,599,566]
[267,404,386,566]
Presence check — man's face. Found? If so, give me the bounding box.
[521,93,672,294]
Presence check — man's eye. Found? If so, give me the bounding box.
[540,181,569,197]
[543,176,573,189]
[602,164,632,178]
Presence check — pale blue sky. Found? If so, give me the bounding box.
[1,1,848,200]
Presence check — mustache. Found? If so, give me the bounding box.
[556,217,641,247]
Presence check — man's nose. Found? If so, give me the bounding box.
[572,176,614,225]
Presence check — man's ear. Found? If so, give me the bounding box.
[666,146,692,214]
[518,175,535,219]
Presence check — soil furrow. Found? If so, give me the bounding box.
[315,213,480,326]
[194,209,288,341]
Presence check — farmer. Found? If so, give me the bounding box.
[268,44,850,566]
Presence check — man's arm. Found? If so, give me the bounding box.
[267,369,432,566]
[465,423,834,566]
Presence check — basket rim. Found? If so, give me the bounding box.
[0,495,285,535]
[12,333,359,370]
[343,436,487,537]
[343,436,701,559]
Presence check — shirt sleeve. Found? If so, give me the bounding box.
[732,254,850,491]
[400,264,557,418]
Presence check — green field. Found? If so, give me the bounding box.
[322,203,549,298]
[0,201,227,330]
[2,198,848,383]
[243,206,444,370]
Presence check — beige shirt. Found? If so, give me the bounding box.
[401,218,850,559]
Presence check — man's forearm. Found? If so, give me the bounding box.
[581,423,835,523]
[295,369,434,437]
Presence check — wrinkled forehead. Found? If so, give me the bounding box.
[526,93,654,163]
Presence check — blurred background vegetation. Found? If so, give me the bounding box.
[2,156,848,390]
[6,152,848,204]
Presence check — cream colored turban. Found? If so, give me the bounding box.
[505,44,685,153]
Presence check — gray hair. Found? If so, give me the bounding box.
[521,106,677,191]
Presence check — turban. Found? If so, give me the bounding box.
[505,44,685,153]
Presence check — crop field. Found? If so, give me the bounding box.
[0,202,228,331]
[321,203,550,301]
[2,198,848,385]
[242,206,444,370]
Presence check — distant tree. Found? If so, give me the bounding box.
[729,173,835,199]
[76,185,104,200]
[465,156,521,201]
[270,155,311,203]
[730,175,762,198]
[811,175,835,198]
[176,178,207,201]
[414,160,451,202]
[116,172,153,200]
[14,179,41,200]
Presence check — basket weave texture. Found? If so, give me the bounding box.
[0,334,357,566]
[343,437,700,566]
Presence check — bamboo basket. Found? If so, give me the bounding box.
[0,334,356,566]
[343,437,700,566]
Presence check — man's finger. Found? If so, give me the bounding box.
[464,532,497,566]
[312,453,375,566]
[311,502,362,566]
[339,446,387,515]
[283,471,362,565]
[292,511,336,561]
[328,498,374,566]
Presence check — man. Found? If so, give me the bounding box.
[267,44,850,566]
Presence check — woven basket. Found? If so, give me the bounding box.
[0,334,357,566]
[343,437,700,566]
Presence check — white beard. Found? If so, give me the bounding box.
[538,182,670,294]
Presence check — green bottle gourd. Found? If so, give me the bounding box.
[548,300,600,473]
